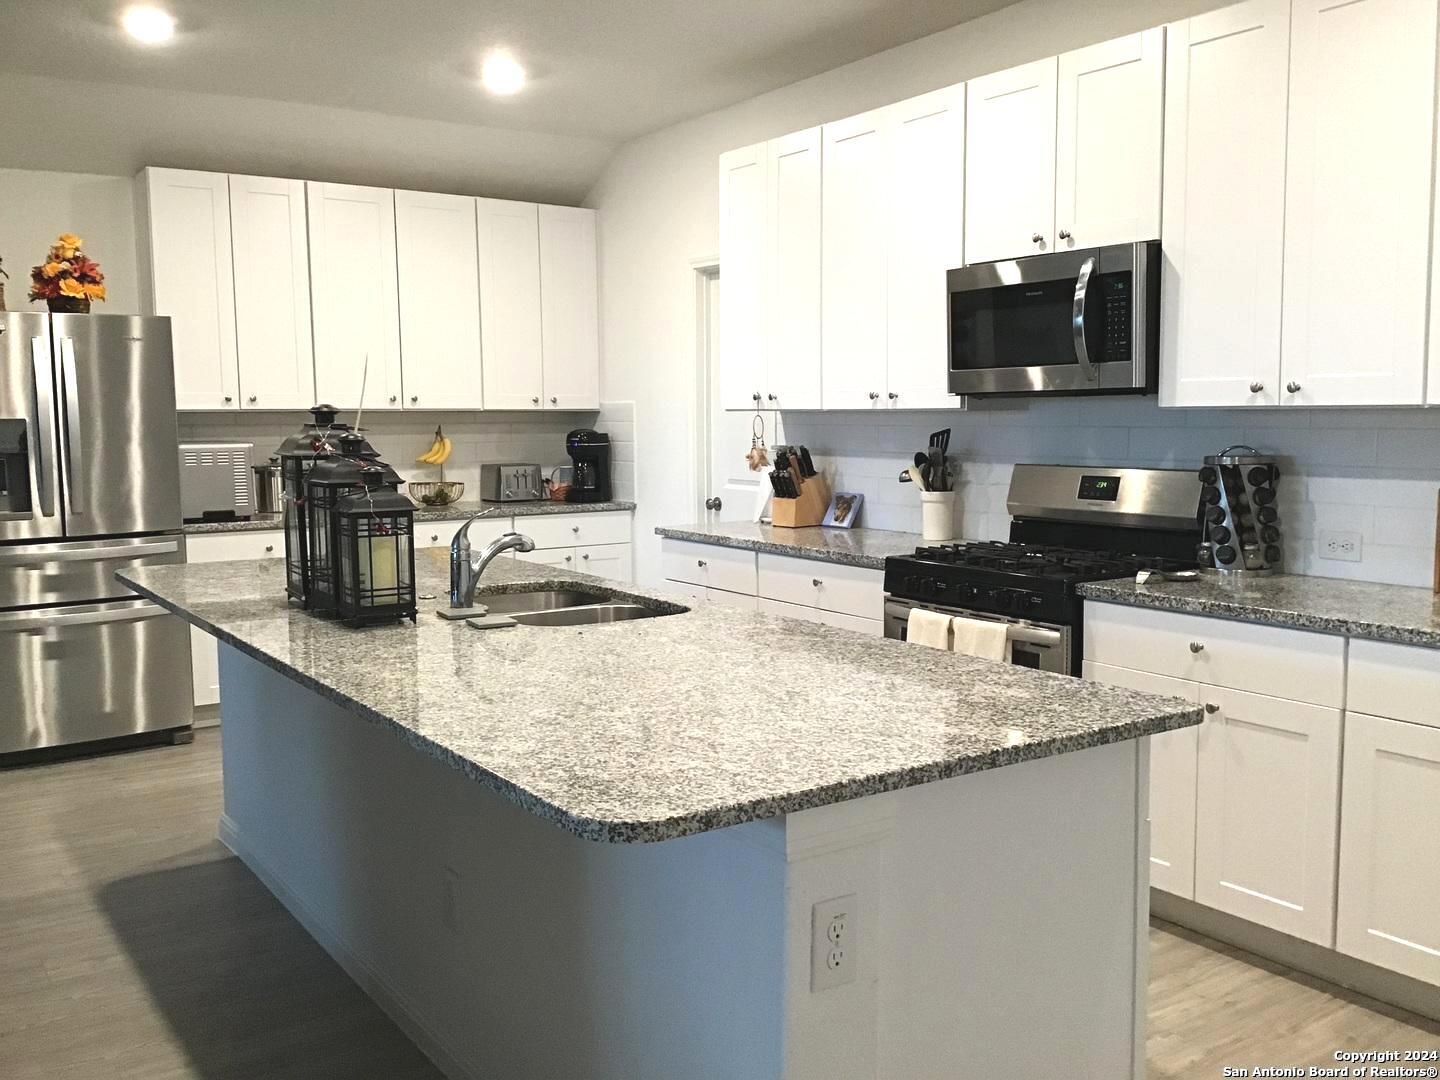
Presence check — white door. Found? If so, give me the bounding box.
[697,266,771,522]
[1194,685,1342,945]
[577,543,631,582]
[719,143,769,411]
[306,182,403,410]
[1084,661,1201,899]
[141,168,238,410]
[886,85,967,411]
[395,190,482,409]
[476,198,544,410]
[964,58,1058,263]
[515,547,576,570]
[1337,711,1440,986]
[228,175,314,410]
[766,128,822,410]
[821,108,889,410]
[1281,0,1437,407]
[539,205,601,410]
[1055,29,1164,250]
[1161,0,1290,408]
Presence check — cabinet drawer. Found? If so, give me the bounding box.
[758,596,825,625]
[707,587,759,612]
[1347,639,1440,729]
[1084,602,1344,707]
[523,511,631,550]
[515,546,576,570]
[659,539,757,594]
[186,530,285,564]
[576,543,632,582]
[757,553,883,619]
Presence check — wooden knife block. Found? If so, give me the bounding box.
[771,473,831,529]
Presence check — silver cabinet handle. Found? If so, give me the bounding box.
[550,396,558,405]
[410,395,419,404]
[582,553,590,560]
[1287,381,1301,393]
[0,539,179,565]
[58,337,85,514]
[0,601,171,633]
[248,395,258,404]
[1058,229,1072,240]
[564,555,572,563]
[1071,256,1098,382]
[571,525,580,533]
[29,336,56,517]
[812,578,823,587]
[704,497,722,512]
[1032,233,1044,244]
[752,391,762,402]
[532,396,540,405]
[1249,382,1264,394]
[767,393,777,402]
[1189,641,1205,654]
[868,391,880,400]
[223,395,234,404]
[1205,703,1220,714]
[887,392,898,400]
[388,395,397,404]
[264,544,274,553]
[697,559,707,568]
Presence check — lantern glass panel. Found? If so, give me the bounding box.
[334,484,416,626]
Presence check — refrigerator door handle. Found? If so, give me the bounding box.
[58,336,85,515]
[28,336,57,517]
[0,602,171,633]
[0,539,181,566]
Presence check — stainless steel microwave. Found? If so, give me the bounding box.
[947,240,1159,397]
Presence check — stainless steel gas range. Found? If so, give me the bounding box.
[882,465,1201,675]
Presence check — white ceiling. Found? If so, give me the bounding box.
[0,0,1021,142]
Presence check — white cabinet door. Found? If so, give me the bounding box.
[191,626,220,708]
[228,175,314,411]
[577,543,632,582]
[1054,29,1164,251]
[515,546,576,570]
[886,85,967,411]
[538,205,601,410]
[766,128,823,410]
[306,182,403,410]
[1194,685,1342,945]
[1160,0,1290,408]
[822,108,889,410]
[1337,711,1440,986]
[1281,0,1436,407]
[964,58,1058,263]
[719,143,769,411]
[395,190,482,409]
[476,198,544,410]
[1084,661,1202,900]
[140,168,238,411]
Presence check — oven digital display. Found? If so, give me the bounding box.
[1078,475,1121,502]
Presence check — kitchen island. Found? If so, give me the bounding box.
[120,550,1200,1080]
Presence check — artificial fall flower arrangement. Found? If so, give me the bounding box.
[29,233,106,304]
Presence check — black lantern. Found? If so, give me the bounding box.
[333,466,417,627]
[303,433,401,615]
[276,405,382,608]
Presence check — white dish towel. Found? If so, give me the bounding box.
[906,607,953,650]
[950,615,1010,662]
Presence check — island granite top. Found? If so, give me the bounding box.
[121,552,1199,844]
[184,500,636,535]
[655,521,925,570]
[1078,572,1440,649]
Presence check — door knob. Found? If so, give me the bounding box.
[1031,233,1044,244]
[1058,229,1072,240]
[1286,381,1301,394]
[868,391,880,400]
[1205,702,1220,714]
[704,496,723,512]
[1249,382,1264,394]
[1189,641,1205,654]
[247,395,257,404]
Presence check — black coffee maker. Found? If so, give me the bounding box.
[566,429,612,503]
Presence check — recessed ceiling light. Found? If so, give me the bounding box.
[480,49,526,96]
[121,5,177,45]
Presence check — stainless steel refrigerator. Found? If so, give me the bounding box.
[0,312,192,754]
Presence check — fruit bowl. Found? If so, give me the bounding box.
[407,481,465,507]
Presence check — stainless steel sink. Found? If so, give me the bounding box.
[477,589,610,614]
[509,604,664,627]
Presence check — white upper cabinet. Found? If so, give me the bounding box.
[395,190,482,410]
[305,182,403,410]
[964,58,1058,263]
[1055,29,1164,250]
[476,198,544,410]
[886,85,966,410]
[719,143,769,411]
[1281,0,1437,407]
[538,204,601,410]
[822,109,889,410]
[228,175,314,410]
[765,128,823,411]
[1161,0,1290,408]
[139,168,238,411]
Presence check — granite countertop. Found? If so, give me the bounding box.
[184,499,636,535]
[120,552,1199,844]
[656,522,925,570]
[1078,573,1440,649]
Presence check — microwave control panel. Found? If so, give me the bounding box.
[1100,276,1132,363]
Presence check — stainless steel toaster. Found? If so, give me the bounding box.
[179,442,256,522]
[480,463,544,502]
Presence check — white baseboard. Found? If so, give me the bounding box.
[218,814,477,1080]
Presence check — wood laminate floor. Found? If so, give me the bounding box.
[1,730,1436,1078]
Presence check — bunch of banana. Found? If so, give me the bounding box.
[416,425,452,466]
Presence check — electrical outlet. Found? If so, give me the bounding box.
[1319,530,1363,563]
[441,866,462,933]
[811,894,857,992]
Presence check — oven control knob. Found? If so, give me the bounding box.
[1205,506,1227,526]
[1215,545,1238,565]
[1209,526,1231,546]
[1256,506,1278,525]
[1198,466,1217,485]
[1261,525,1281,544]
[1265,545,1282,563]
[1201,485,1221,506]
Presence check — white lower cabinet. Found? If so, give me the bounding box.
[1337,711,1440,985]
[186,530,285,707]
[1194,685,1342,945]
[516,542,633,583]
[1084,660,1201,899]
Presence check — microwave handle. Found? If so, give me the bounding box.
[1071,256,1098,382]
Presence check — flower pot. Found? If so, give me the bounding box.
[46,296,91,314]
[920,489,957,543]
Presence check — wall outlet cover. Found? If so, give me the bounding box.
[811,894,858,992]
[1319,530,1362,563]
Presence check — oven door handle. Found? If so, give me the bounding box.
[1071,255,1098,382]
[1007,625,1062,647]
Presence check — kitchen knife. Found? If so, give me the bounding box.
[799,446,816,477]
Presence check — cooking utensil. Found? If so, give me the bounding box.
[905,466,928,491]
[798,446,816,477]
